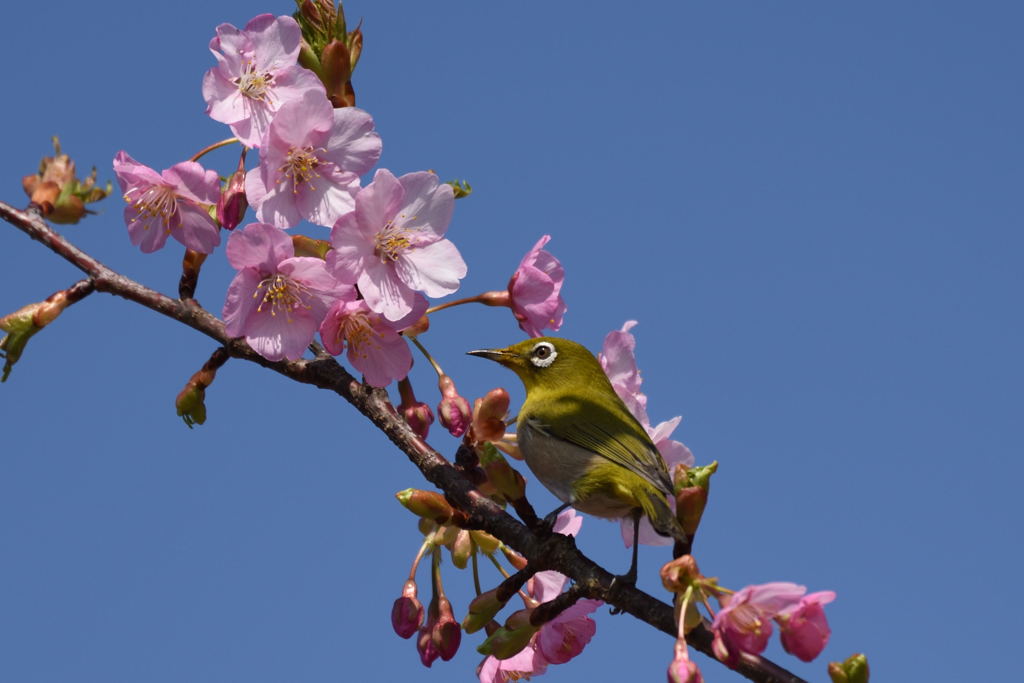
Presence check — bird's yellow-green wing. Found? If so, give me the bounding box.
[525,392,674,496]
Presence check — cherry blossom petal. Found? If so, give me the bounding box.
[353,168,405,233]
[324,107,383,177]
[226,222,294,271]
[395,172,455,238]
[245,14,300,69]
[396,239,468,298]
[294,164,359,227]
[223,268,263,337]
[243,307,318,361]
[358,260,423,322]
[173,202,221,254]
[124,207,170,253]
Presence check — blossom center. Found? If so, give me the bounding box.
[124,184,178,230]
[234,61,274,101]
[253,273,311,321]
[278,146,322,192]
[338,310,381,358]
[731,604,765,636]
[373,222,414,262]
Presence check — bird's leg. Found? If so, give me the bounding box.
[536,502,572,533]
[609,511,641,615]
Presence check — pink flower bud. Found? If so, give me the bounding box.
[416,625,439,667]
[391,579,423,639]
[437,375,471,437]
[668,645,704,683]
[432,597,462,661]
[216,163,248,230]
[777,591,836,662]
[403,401,434,440]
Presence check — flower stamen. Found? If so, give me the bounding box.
[278,146,322,192]
[339,311,382,359]
[233,61,275,101]
[124,184,179,231]
[374,221,415,262]
[253,274,312,322]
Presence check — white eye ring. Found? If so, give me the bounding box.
[529,341,557,368]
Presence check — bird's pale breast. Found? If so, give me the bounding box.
[517,417,638,519]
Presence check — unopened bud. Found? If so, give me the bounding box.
[828,653,870,683]
[449,529,472,569]
[660,555,702,594]
[403,401,434,440]
[483,456,527,502]
[175,384,207,427]
[391,580,423,639]
[216,153,248,230]
[432,597,461,661]
[462,589,506,634]
[416,626,439,668]
[674,461,717,537]
[500,544,529,571]
[1,281,92,382]
[437,375,471,438]
[477,610,538,660]
[398,377,434,439]
[396,488,457,525]
[321,39,353,107]
[469,530,500,555]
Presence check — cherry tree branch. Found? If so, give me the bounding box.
[0,200,806,683]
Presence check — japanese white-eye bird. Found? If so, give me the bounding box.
[468,337,685,581]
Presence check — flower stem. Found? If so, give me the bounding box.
[408,538,433,582]
[470,538,483,596]
[190,137,240,162]
[408,335,444,377]
[425,293,486,315]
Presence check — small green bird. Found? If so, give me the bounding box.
[468,337,685,580]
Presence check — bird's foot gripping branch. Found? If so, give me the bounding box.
[0,2,867,682]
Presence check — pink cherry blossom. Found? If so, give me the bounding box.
[478,510,601,681]
[777,591,836,662]
[600,321,696,547]
[319,292,423,387]
[113,151,221,254]
[328,168,467,321]
[245,91,382,228]
[202,14,327,148]
[508,235,566,337]
[711,582,807,668]
[223,222,350,361]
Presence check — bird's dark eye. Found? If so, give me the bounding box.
[529,341,558,367]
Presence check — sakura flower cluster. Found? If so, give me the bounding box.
[110,13,475,387]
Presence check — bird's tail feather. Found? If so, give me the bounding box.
[640,489,688,543]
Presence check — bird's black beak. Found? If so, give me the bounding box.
[467,348,510,363]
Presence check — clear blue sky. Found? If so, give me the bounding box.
[2,1,1021,681]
